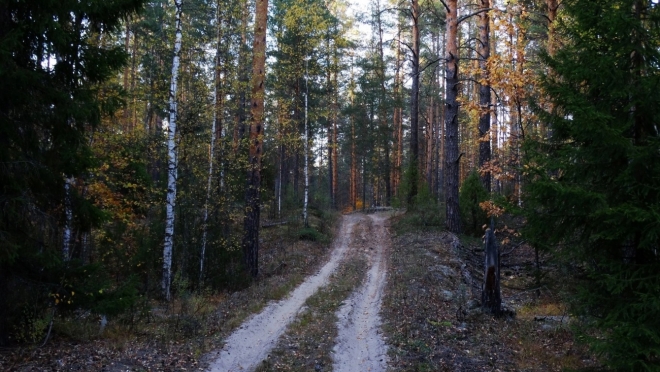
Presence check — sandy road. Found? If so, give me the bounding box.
[332,213,389,372]
[207,212,391,372]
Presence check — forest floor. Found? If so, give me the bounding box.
[382,214,602,371]
[0,211,602,371]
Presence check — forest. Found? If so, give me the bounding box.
[1,0,659,370]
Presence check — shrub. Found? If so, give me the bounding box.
[459,171,488,236]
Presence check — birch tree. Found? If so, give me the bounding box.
[303,56,310,227]
[63,176,74,262]
[163,0,183,300]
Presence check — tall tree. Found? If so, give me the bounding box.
[162,0,183,301]
[444,0,461,233]
[477,0,491,192]
[408,0,421,205]
[242,0,268,277]
[524,0,660,368]
[0,0,144,344]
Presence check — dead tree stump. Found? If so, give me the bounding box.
[482,227,501,316]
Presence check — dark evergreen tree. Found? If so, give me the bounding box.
[0,0,144,345]
[523,0,660,369]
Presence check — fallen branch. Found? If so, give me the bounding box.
[262,221,289,228]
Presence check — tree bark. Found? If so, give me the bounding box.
[242,0,268,278]
[303,58,309,227]
[546,0,558,56]
[331,67,338,210]
[393,22,403,197]
[478,0,491,192]
[200,0,225,284]
[408,0,420,205]
[376,0,391,205]
[444,0,462,234]
[163,0,182,300]
[482,227,501,315]
[63,176,74,262]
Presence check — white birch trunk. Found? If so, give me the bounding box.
[277,146,282,219]
[200,52,218,284]
[63,176,74,261]
[163,0,183,301]
[303,58,310,228]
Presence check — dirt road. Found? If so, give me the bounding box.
[207,213,391,372]
[332,213,389,372]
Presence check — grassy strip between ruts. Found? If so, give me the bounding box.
[255,247,368,371]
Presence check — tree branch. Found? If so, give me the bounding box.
[457,8,492,25]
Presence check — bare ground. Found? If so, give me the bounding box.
[1,211,599,372]
[382,216,600,372]
[332,213,389,372]
[206,214,364,371]
[206,212,393,372]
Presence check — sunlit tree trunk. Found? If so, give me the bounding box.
[444,0,461,234]
[163,0,182,301]
[242,0,268,277]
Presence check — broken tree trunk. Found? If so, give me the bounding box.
[482,226,501,315]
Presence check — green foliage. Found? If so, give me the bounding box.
[459,171,488,236]
[297,227,326,242]
[397,183,444,232]
[0,0,145,345]
[524,0,660,369]
[397,162,419,208]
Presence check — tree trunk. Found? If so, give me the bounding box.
[444,0,461,234]
[303,58,310,227]
[200,1,224,284]
[408,0,420,205]
[478,0,491,192]
[331,66,338,209]
[393,22,403,197]
[163,0,182,300]
[546,0,558,56]
[482,226,501,315]
[376,0,391,205]
[351,113,357,210]
[242,0,268,278]
[63,176,74,261]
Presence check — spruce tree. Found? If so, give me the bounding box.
[524,0,660,369]
[0,0,144,345]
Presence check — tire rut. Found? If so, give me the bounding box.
[332,213,390,372]
[207,215,360,372]
[207,213,392,372]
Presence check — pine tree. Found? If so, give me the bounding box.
[524,0,660,368]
